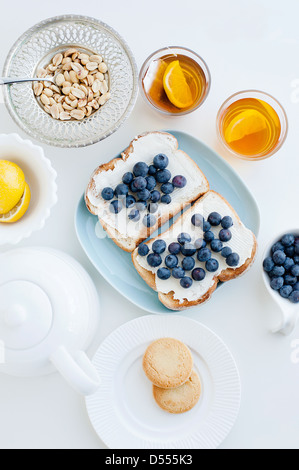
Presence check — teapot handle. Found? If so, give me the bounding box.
[51,346,100,396]
[271,305,298,336]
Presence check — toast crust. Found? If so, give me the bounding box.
[132,190,258,311]
[85,131,209,252]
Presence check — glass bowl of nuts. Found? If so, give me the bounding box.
[3,15,138,148]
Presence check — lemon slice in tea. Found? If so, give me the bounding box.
[163,60,194,109]
[225,109,268,144]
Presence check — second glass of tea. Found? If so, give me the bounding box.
[139,47,211,116]
[217,90,288,161]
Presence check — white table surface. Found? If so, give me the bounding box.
[0,0,298,450]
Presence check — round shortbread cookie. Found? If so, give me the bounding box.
[143,338,193,389]
[153,370,201,414]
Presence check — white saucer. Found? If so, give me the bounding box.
[86,315,241,449]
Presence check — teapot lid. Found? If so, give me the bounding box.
[0,280,52,350]
[0,247,100,376]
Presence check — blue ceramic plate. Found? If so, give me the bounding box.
[75,130,260,314]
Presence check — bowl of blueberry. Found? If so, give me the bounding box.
[263,231,299,335]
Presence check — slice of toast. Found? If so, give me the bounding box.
[85,131,209,252]
[132,190,257,310]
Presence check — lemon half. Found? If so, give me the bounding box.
[0,182,31,224]
[0,160,26,214]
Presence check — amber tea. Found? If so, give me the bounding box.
[217,92,287,160]
[141,53,209,114]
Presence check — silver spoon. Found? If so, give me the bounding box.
[0,77,55,85]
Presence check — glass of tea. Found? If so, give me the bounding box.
[217,90,288,161]
[139,46,211,116]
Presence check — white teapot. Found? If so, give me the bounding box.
[0,247,101,395]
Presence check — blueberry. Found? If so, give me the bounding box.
[122,172,134,185]
[133,162,149,177]
[211,239,223,253]
[295,240,299,255]
[148,165,157,176]
[289,291,299,303]
[115,183,129,197]
[280,285,293,299]
[172,175,187,188]
[221,216,233,229]
[147,253,162,268]
[285,246,295,257]
[156,169,172,184]
[137,189,151,201]
[270,277,284,291]
[135,201,147,211]
[153,154,169,170]
[206,259,219,272]
[208,212,222,226]
[281,234,295,247]
[165,254,178,269]
[294,256,299,264]
[161,182,174,194]
[138,244,149,256]
[222,246,233,258]
[219,229,232,242]
[284,275,297,286]
[194,238,206,250]
[150,190,161,203]
[130,181,138,193]
[203,221,211,232]
[204,231,215,243]
[172,267,185,279]
[270,266,285,277]
[148,203,159,213]
[124,195,136,208]
[271,242,284,254]
[132,176,147,191]
[143,214,156,227]
[177,233,191,245]
[180,277,193,289]
[157,267,171,280]
[294,282,299,292]
[226,253,240,267]
[128,209,140,221]
[161,195,172,204]
[273,250,286,266]
[152,240,167,254]
[192,268,206,281]
[181,243,196,257]
[197,247,212,262]
[146,176,156,191]
[182,257,195,271]
[109,200,122,214]
[284,257,295,272]
[291,265,299,277]
[168,242,181,255]
[191,214,204,228]
[101,187,114,201]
